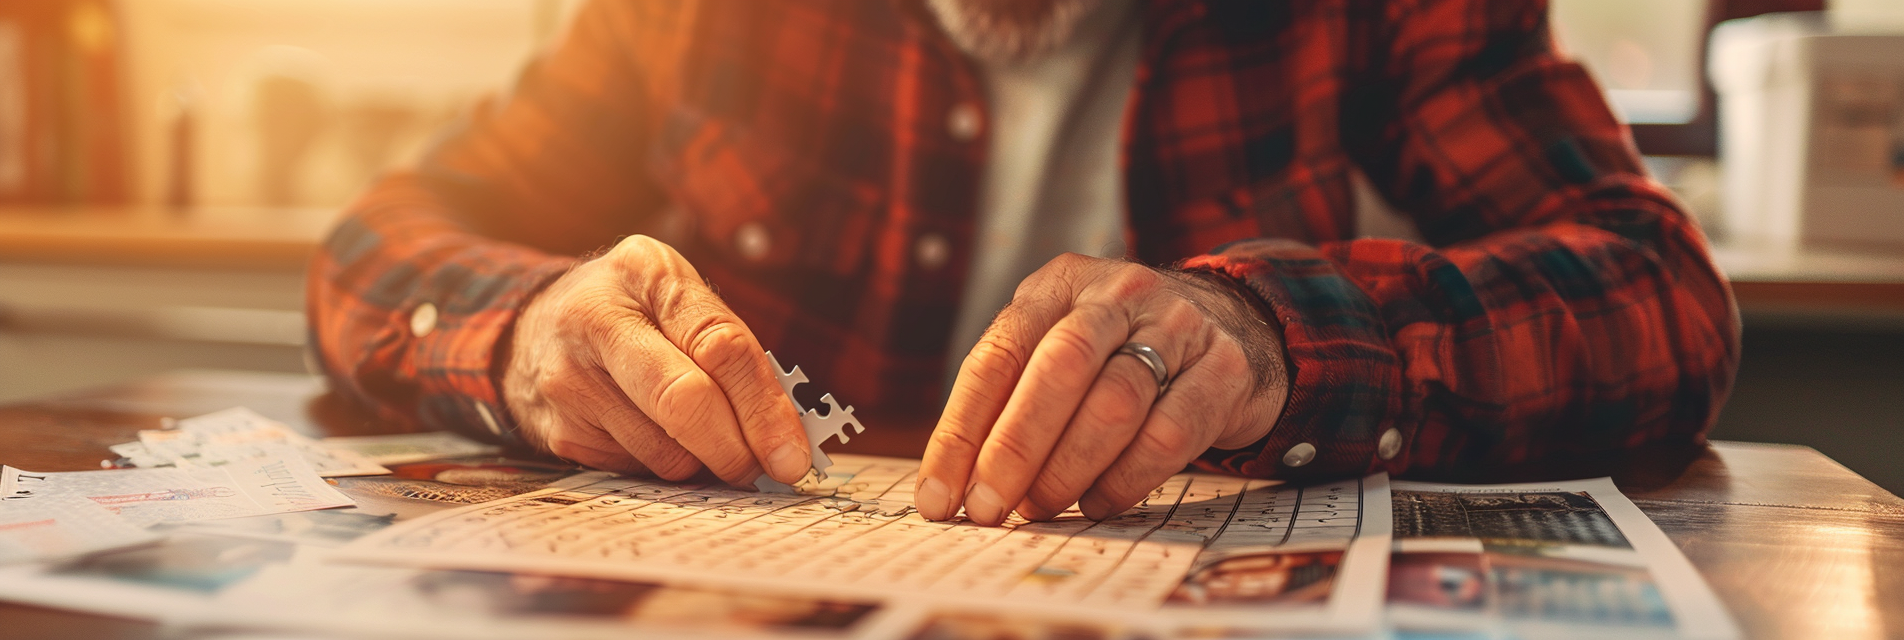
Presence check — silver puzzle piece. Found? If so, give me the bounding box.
[753,352,867,493]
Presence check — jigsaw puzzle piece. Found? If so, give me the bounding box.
[755,352,866,492]
[802,394,865,479]
[765,351,808,413]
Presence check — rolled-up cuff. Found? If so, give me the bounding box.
[1182,238,1408,480]
[404,252,576,447]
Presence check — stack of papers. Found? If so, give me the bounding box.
[0,407,1741,640]
[106,407,389,477]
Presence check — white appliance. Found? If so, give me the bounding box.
[1710,13,1904,251]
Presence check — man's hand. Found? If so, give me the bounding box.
[918,254,1289,524]
[501,235,811,486]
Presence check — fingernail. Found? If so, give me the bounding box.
[916,476,952,521]
[964,482,1008,525]
[766,443,810,484]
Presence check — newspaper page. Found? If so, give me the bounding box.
[0,456,353,527]
[0,495,160,564]
[1385,477,1739,640]
[334,454,1392,636]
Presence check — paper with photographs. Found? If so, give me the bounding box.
[1385,477,1739,640]
[0,456,581,622]
[334,454,1392,636]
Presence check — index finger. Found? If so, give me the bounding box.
[917,292,1071,521]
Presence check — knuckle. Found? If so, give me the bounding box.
[984,429,1045,469]
[1085,375,1152,428]
[1011,272,1051,300]
[928,425,986,460]
[1053,252,1090,269]
[609,234,664,261]
[736,399,798,448]
[1163,298,1204,329]
[1110,267,1161,299]
[733,388,794,434]
[1134,417,1197,460]
[1038,325,1101,372]
[686,319,756,375]
[649,369,720,426]
[962,336,1029,395]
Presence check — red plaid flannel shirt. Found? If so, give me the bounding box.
[308,0,1739,481]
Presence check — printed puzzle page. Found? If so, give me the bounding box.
[335,454,1392,636]
[1,457,353,527]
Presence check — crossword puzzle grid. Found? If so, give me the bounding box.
[359,457,1363,607]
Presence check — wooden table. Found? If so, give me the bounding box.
[2,370,1901,640]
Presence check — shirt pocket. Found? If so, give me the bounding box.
[652,111,885,276]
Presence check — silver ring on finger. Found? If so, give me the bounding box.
[1113,342,1171,397]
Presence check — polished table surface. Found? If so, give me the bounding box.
[1,370,1900,640]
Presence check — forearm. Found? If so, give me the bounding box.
[306,0,679,440]
[1185,178,1738,479]
[306,173,577,441]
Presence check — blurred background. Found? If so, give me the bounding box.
[0,0,1898,492]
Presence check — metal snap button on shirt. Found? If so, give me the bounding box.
[947,102,982,142]
[735,222,771,262]
[1282,442,1317,467]
[1377,428,1403,460]
[915,232,950,270]
[409,302,438,338]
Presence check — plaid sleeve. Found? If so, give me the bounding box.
[1185,0,1739,480]
[306,0,682,443]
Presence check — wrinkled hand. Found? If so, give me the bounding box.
[502,235,810,486]
[918,254,1289,524]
